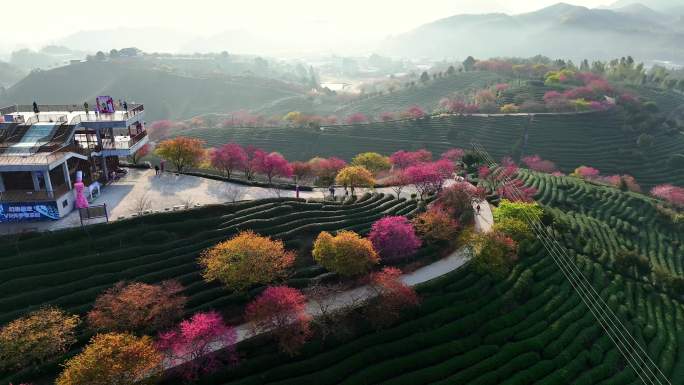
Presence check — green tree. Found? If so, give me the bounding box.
[463,56,476,72]
[420,71,430,83]
[446,65,456,76]
[493,199,543,223]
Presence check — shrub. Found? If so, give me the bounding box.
[368,216,421,262]
[244,286,311,355]
[87,280,186,334]
[312,231,379,276]
[467,230,518,279]
[56,333,162,385]
[492,217,533,242]
[199,231,295,291]
[157,311,236,380]
[0,307,80,371]
[493,199,543,224]
[412,208,460,244]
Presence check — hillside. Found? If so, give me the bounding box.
[380,3,684,62]
[158,171,684,385]
[0,61,304,120]
[179,110,684,190]
[0,61,26,88]
[0,194,422,383]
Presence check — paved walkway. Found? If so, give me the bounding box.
[164,198,493,371]
[0,169,428,234]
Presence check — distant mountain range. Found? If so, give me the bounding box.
[380,2,684,62]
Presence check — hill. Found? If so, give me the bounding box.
[380,3,684,62]
[0,193,422,383]
[0,61,25,88]
[159,171,684,385]
[609,0,684,13]
[0,61,304,120]
[179,110,684,190]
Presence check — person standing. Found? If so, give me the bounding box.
[123,100,128,114]
[154,165,160,176]
[160,159,165,174]
[83,101,89,117]
[32,101,39,115]
[328,185,335,201]
[476,204,481,215]
[295,184,300,199]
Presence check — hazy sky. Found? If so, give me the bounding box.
[1,0,612,51]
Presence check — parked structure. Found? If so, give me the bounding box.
[0,102,147,221]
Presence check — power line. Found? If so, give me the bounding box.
[471,142,671,385]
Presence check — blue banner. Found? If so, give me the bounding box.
[0,202,60,222]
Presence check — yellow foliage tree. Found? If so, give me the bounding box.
[0,307,80,371]
[500,104,519,113]
[335,166,375,195]
[283,111,303,125]
[351,152,391,175]
[200,231,295,291]
[154,136,205,173]
[56,333,162,385]
[312,230,379,276]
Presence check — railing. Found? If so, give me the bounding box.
[0,184,70,202]
[100,131,147,150]
[68,104,144,125]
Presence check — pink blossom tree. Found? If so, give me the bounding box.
[368,216,421,262]
[367,267,420,328]
[380,111,395,121]
[521,155,557,173]
[573,166,601,180]
[290,161,312,184]
[345,113,369,124]
[387,169,411,199]
[244,286,312,356]
[309,157,347,185]
[210,143,248,178]
[441,148,465,162]
[651,184,684,207]
[389,150,432,169]
[253,151,293,184]
[405,162,446,199]
[404,105,426,119]
[157,311,236,381]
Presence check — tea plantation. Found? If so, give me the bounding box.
[182,112,684,190]
[177,171,684,385]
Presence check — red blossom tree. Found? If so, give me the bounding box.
[244,286,312,356]
[210,143,248,178]
[367,267,420,328]
[309,157,347,185]
[157,311,236,381]
[290,161,312,183]
[368,216,421,262]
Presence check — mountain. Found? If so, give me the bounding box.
[0,61,304,120]
[0,61,26,88]
[609,0,684,13]
[55,27,197,53]
[380,2,684,62]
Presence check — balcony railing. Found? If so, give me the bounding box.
[0,184,70,202]
[100,131,147,150]
[68,104,144,125]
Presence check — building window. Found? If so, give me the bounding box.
[62,199,68,208]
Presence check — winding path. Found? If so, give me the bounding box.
[164,198,494,371]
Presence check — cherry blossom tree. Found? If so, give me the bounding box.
[387,169,411,199]
[345,112,369,124]
[403,105,426,119]
[404,162,445,199]
[210,143,248,178]
[572,166,601,180]
[521,155,557,173]
[253,151,293,184]
[651,184,684,207]
[389,150,432,169]
[441,148,465,162]
[157,311,237,381]
[244,286,312,355]
[368,216,421,262]
[380,111,395,121]
[309,157,347,186]
[290,161,312,184]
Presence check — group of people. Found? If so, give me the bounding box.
[82,99,129,118]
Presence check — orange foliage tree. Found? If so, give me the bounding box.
[154,136,205,173]
[56,333,162,385]
[412,207,461,244]
[199,231,295,291]
[0,307,80,372]
[312,230,379,276]
[87,280,186,334]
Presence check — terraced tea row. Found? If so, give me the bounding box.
[182,112,684,189]
[0,193,417,325]
[171,173,684,385]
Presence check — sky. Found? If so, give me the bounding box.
[0,0,612,52]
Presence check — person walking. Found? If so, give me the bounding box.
[83,101,89,117]
[476,204,481,215]
[295,183,300,199]
[123,100,128,114]
[32,101,39,115]
[328,185,335,201]
[154,165,160,176]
